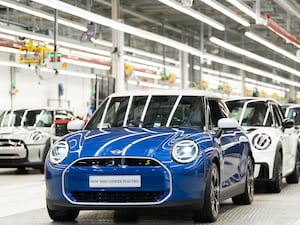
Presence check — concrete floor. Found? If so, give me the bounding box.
[1,168,300,225]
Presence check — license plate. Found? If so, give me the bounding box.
[89,175,141,188]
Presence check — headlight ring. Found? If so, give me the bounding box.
[49,141,69,164]
[171,140,199,164]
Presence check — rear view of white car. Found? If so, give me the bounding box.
[225,98,300,193]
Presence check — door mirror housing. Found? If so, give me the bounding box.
[67,120,85,132]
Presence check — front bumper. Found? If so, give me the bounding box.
[0,139,46,168]
[46,156,206,210]
[253,148,276,180]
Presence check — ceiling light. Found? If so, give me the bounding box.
[245,31,300,63]
[209,36,300,78]
[31,0,211,55]
[205,52,300,88]
[158,0,225,31]
[226,0,256,19]
[200,0,250,26]
[0,0,87,32]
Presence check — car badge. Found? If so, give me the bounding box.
[110,149,123,155]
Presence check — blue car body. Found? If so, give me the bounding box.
[45,90,253,222]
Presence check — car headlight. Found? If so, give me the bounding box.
[171,140,199,164]
[49,141,69,164]
[252,133,272,150]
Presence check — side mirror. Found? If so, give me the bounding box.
[282,118,294,130]
[67,120,85,132]
[218,118,239,129]
[216,118,239,138]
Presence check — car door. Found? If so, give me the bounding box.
[272,104,297,175]
[208,99,245,189]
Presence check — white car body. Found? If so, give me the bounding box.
[0,108,74,171]
[225,98,299,193]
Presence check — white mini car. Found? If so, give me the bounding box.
[225,98,300,193]
[0,108,74,172]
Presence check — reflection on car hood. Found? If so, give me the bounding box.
[65,128,207,158]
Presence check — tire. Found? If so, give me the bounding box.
[39,138,51,174]
[193,163,220,223]
[232,156,254,205]
[266,153,282,193]
[286,149,300,184]
[47,206,79,222]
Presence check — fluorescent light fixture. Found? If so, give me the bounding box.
[31,0,210,55]
[0,33,16,41]
[59,47,111,62]
[1,0,181,66]
[205,52,300,88]
[245,31,300,63]
[124,46,180,65]
[124,55,180,72]
[0,60,97,79]
[0,0,87,32]
[200,0,250,26]
[133,71,159,80]
[127,79,170,89]
[158,0,225,31]
[209,36,300,78]
[61,58,110,71]
[226,0,256,19]
[0,46,19,54]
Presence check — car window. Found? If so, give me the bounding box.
[103,97,130,128]
[24,110,43,126]
[0,110,26,127]
[85,98,108,130]
[170,96,205,128]
[208,99,227,128]
[86,95,207,129]
[142,96,177,128]
[287,107,300,125]
[126,96,148,127]
[272,104,283,127]
[36,110,54,127]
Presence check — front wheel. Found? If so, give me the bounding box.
[286,149,300,184]
[266,153,282,193]
[47,206,79,222]
[232,156,254,205]
[193,163,220,223]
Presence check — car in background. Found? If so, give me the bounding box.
[0,108,74,172]
[45,90,254,222]
[281,104,300,127]
[225,98,300,193]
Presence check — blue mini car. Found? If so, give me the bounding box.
[45,90,254,222]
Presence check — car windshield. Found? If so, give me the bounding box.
[286,107,300,125]
[226,100,271,126]
[23,110,44,127]
[86,95,205,129]
[0,109,26,127]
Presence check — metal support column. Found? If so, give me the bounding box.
[111,0,125,92]
[180,50,189,89]
[240,69,246,97]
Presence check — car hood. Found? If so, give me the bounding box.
[0,126,49,143]
[65,128,207,158]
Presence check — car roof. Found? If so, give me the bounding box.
[225,97,278,104]
[109,89,222,98]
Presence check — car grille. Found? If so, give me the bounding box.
[0,139,24,147]
[64,157,171,204]
[71,191,164,203]
[73,158,160,167]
